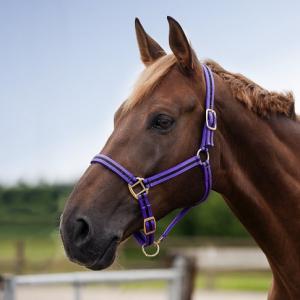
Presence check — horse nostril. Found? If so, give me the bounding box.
[74,217,91,246]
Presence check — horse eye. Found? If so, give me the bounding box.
[151,114,174,131]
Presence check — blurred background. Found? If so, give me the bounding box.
[1,0,299,299]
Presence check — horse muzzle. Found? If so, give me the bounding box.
[60,214,121,270]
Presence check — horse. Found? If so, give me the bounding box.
[60,17,300,299]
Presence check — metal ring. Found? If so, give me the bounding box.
[196,148,210,165]
[141,241,160,257]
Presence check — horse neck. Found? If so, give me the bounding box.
[211,73,300,298]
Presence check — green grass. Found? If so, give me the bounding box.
[116,272,271,291]
[0,232,86,273]
[196,272,272,291]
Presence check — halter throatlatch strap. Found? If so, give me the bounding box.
[91,64,216,257]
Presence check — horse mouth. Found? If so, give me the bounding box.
[86,239,119,270]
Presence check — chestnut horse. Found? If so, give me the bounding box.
[60,17,300,299]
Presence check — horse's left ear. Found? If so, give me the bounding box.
[135,18,166,66]
[167,16,194,73]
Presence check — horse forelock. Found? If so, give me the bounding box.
[122,54,177,113]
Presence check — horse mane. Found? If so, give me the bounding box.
[205,59,296,120]
[123,54,297,120]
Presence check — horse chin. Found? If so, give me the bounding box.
[63,237,120,271]
[86,239,119,270]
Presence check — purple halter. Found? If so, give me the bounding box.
[91,65,216,257]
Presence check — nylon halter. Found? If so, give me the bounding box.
[91,64,216,257]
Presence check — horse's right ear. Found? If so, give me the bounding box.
[135,18,166,66]
[167,16,194,73]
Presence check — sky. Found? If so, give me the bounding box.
[1,0,300,185]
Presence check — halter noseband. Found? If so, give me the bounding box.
[91,65,216,257]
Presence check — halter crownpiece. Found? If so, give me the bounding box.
[91,64,216,257]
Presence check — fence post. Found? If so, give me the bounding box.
[73,282,81,300]
[168,256,196,300]
[0,275,4,300]
[2,275,16,300]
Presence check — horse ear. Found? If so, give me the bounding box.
[135,18,166,66]
[167,16,194,73]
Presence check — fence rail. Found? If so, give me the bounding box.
[1,256,195,300]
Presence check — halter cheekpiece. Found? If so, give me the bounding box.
[91,65,216,257]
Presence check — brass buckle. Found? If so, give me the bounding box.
[206,109,217,131]
[128,177,149,200]
[143,216,156,235]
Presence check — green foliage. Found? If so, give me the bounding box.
[0,183,72,237]
[157,192,249,237]
[0,184,249,238]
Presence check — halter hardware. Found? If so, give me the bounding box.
[143,216,156,235]
[128,177,149,199]
[90,64,216,258]
[197,147,210,166]
[141,241,160,257]
[206,108,217,131]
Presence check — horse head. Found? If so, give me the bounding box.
[60,17,217,270]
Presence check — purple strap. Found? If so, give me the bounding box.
[144,156,201,188]
[143,163,212,244]
[91,155,136,185]
[135,194,155,246]
[201,65,216,148]
[90,64,216,250]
